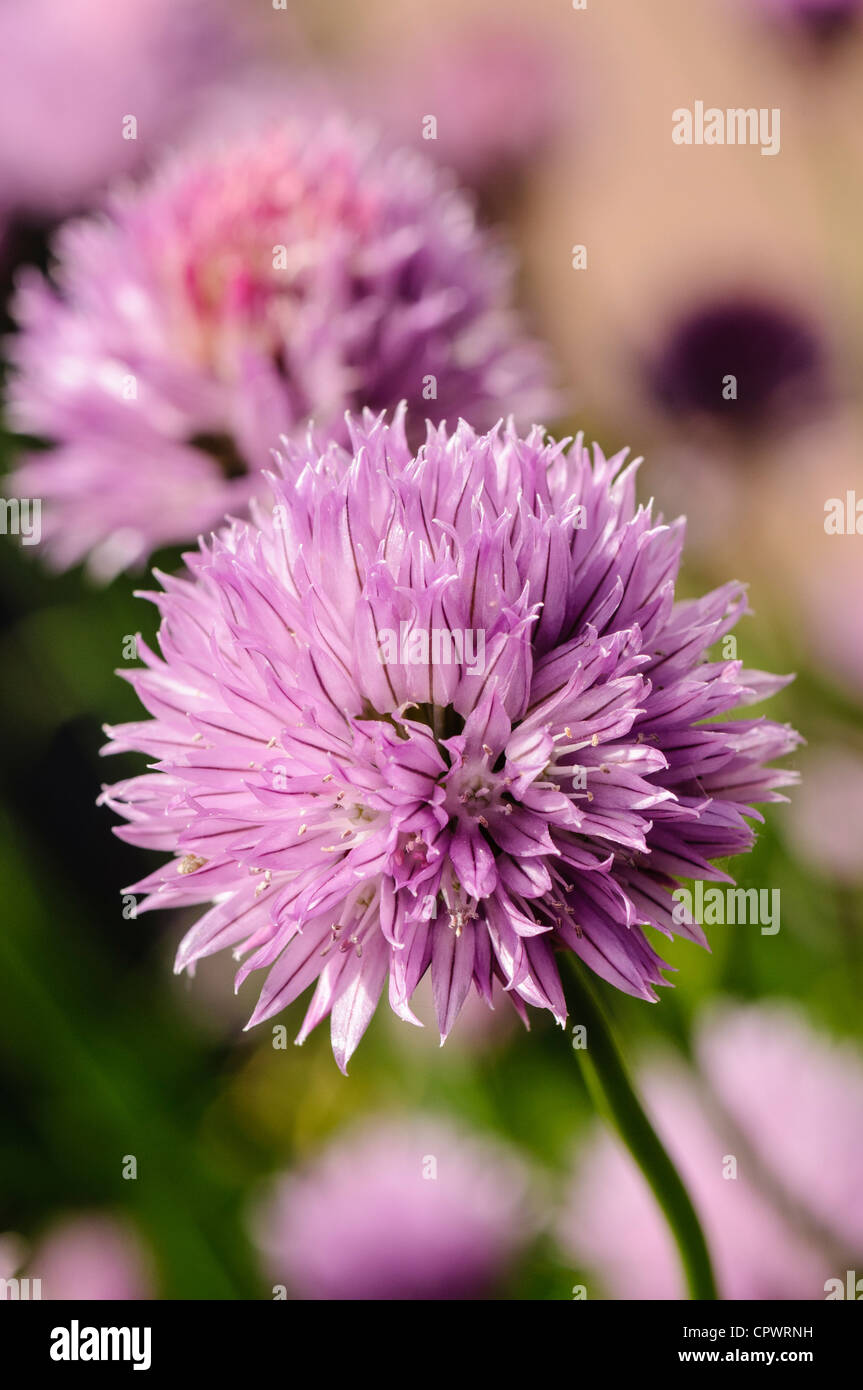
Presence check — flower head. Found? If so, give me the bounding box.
[101,411,799,1071]
[753,0,862,46]
[252,1116,533,1300]
[647,294,827,434]
[11,1215,153,1301]
[560,1004,863,1299]
[9,120,553,576]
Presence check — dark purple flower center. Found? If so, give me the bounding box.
[789,1,860,45]
[649,297,826,430]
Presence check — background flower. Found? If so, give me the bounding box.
[253,1116,533,1299]
[750,0,863,47]
[16,1214,153,1301]
[646,294,829,434]
[9,119,553,576]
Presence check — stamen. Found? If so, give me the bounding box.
[178,853,206,875]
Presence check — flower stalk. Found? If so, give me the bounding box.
[565,958,718,1301]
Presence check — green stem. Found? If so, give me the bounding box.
[566,959,718,1300]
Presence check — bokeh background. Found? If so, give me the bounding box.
[1,0,862,1300]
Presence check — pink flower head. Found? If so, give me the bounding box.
[752,0,862,45]
[9,119,554,577]
[253,1116,533,1300]
[23,1215,153,1301]
[560,1004,863,1299]
[100,411,799,1071]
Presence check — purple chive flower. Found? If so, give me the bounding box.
[8,120,553,578]
[648,295,827,433]
[0,0,239,224]
[252,1116,533,1300]
[560,1004,863,1300]
[753,0,861,46]
[10,1215,153,1301]
[100,410,799,1071]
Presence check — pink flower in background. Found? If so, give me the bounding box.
[780,745,863,884]
[0,0,240,223]
[253,1117,533,1300]
[560,1004,863,1299]
[9,119,553,576]
[20,1215,152,1301]
[101,410,799,1070]
[752,0,862,46]
[647,295,828,435]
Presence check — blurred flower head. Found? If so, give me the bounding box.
[781,744,863,884]
[647,294,828,435]
[0,0,239,223]
[9,117,553,576]
[560,1003,863,1298]
[23,1214,152,1301]
[753,0,862,46]
[101,410,799,1070]
[252,1116,533,1299]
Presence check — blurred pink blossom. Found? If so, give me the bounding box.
[26,1215,154,1301]
[253,1116,535,1299]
